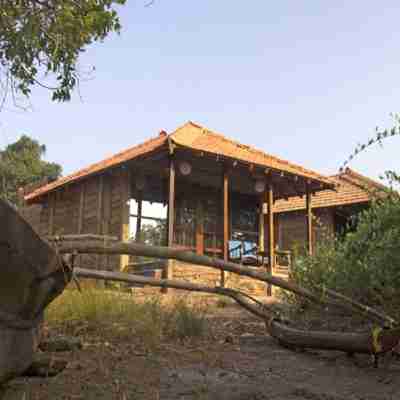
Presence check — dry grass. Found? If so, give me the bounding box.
[45,288,210,350]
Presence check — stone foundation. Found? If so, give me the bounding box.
[123,259,290,298]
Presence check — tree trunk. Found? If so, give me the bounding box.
[0,200,71,384]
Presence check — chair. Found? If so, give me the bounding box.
[228,240,265,267]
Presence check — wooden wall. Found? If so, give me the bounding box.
[22,168,131,271]
[276,208,335,253]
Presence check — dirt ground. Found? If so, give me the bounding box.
[2,304,400,400]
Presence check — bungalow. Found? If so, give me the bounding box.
[23,121,335,295]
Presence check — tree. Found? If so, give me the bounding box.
[0,135,62,204]
[0,0,126,103]
[138,221,167,246]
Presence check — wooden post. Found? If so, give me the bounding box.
[306,185,313,256]
[195,198,204,255]
[267,183,274,296]
[48,192,55,236]
[77,183,85,234]
[167,159,175,248]
[221,170,229,287]
[258,193,265,253]
[102,176,111,270]
[120,168,131,271]
[163,158,175,291]
[135,193,142,243]
[97,175,104,235]
[96,175,104,270]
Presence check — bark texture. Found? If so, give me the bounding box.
[0,200,71,384]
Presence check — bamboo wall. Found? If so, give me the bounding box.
[22,168,131,271]
[276,208,335,253]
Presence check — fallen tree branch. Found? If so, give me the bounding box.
[59,240,396,326]
[268,320,400,355]
[48,234,118,242]
[75,267,274,320]
[323,288,396,328]
[75,267,400,356]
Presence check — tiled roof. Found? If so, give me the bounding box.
[25,121,334,202]
[274,168,385,213]
[170,122,334,186]
[24,132,168,202]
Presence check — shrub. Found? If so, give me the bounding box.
[290,192,400,314]
[46,288,209,349]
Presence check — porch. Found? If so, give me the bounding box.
[125,132,328,294]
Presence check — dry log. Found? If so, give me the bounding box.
[268,321,400,355]
[47,234,118,242]
[58,239,395,326]
[75,268,400,356]
[0,200,72,384]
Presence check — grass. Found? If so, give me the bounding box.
[45,288,209,350]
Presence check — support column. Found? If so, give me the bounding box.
[48,192,55,236]
[221,170,229,287]
[306,185,313,256]
[119,168,131,271]
[258,193,265,253]
[96,175,104,235]
[163,159,175,292]
[77,183,85,234]
[135,193,142,243]
[267,183,274,296]
[96,175,104,271]
[195,198,204,255]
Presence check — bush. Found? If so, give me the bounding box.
[290,192,400,314]
[46,288,209,349]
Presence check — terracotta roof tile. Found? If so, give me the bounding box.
[25,121,334,203]
[170,122,333,187]
[25,133,168,202]
[274,168,384,213]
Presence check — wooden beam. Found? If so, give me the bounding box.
[306,185,313,256]
[222,170,229,287]
[167,159,175,248]
[135,193,142,243]
[120,169,131,271]
[163,158,176,291]
[267,183,274,296]
[48,193,55,236]
[96,175,104,235]
[77,183,85,234]
[195,199,204,255]
[258,193,265,252]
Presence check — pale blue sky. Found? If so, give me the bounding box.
[1,1,400,181]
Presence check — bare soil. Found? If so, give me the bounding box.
[2,304,400,400]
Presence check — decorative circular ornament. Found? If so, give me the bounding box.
[254,179,266,193]
[179,161,192,176]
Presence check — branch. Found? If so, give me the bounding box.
[56,238,397,326]
[75,267,400,356]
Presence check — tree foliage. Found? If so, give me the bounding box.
[292,117,400,314]
[0,0,125,102]
[0,135,62,204]
[137,221,167,246]
[291,191,400,313]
